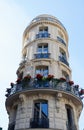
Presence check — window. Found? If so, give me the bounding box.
[59,48,69,66]
[62,70,69,81]
[8,106,17,130]
[37,44,48,53]
[30,100,49,128]
[60,48,66,60]
[36,66,48,77]
[66,105,75,130]
[34,100,48,119]
[39,26,48,33]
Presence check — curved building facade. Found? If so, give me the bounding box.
[5,14,83,130]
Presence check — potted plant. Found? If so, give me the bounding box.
[36,74,43,80]
[23,74,31,82]
[68,80,74,86]
[59,77,66,82]
[47,74,54,81]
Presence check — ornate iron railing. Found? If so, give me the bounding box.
[34,53,50,59]
[6,78,80,100]
[8,122,15,130]
[36,32,50,39]
[66,121,77,130]
[57,36,66,46]
[30,118,49,128]
[59,56,69,66]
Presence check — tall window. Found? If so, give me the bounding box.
[62,70,69,81]
[8,106,17,130]
[34,100,48,120]
[30,100,49,128]
[36,66,48,77]
[60,48,67,60]
[37,44,48,53]
[66,105,75,130]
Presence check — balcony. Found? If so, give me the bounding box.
[8,122,15,130]
[34,53,50,59]
[6,78,81,100]
[59,56,69,66]
[57,36,66,46]
[66,122,77,130]
[36,32,50,39]
[30,118,49,128]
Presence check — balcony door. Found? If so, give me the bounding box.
[34,100,48,120]
[66,105,75,130]
[37,44,48,54]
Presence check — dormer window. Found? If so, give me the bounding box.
[59,48,69,66]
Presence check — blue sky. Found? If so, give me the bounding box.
[0,0,84,130]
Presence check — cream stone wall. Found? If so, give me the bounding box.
[7,93,80,130]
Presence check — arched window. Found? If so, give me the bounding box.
[8,106,17,130]
[65,105,75,130]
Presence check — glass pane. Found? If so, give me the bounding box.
[43,69,48,77]
[34,103,40,119]
[36,69,41,74]
[43,45,48,53]
[41,103,48,118]
[44,27,48,32]
[37,46,42,53]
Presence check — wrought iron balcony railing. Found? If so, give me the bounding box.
[6,78,81,100]
[57,36,66,46]
[34,53,50,59]
[8,122,15,130]
[30,118,49,128]
[59,56,69,66]
[66,122,77,130]
[36,32,50,39]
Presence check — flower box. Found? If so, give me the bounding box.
[36,74,43,80]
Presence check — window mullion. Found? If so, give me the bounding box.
[39,102,41,119]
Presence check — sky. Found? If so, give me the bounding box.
[0,0,84,130]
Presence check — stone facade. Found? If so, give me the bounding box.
[5,14,83,130]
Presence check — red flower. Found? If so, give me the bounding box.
[68,80,74,86]
[24,75,31,79]
[47,74,54,80]
[36,74,43,80]
[79,89,84,95]
[16,78,21,83]
[60,77,66,81]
